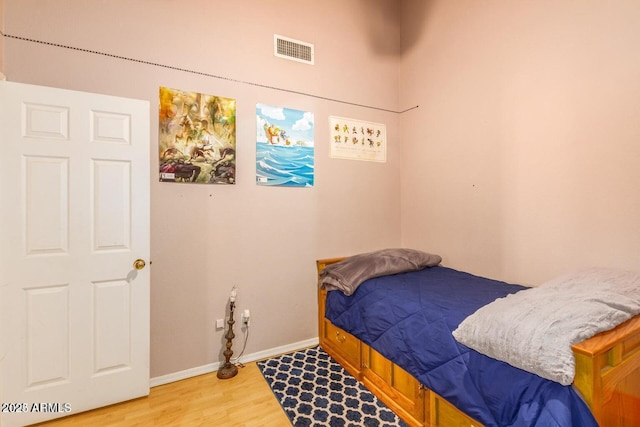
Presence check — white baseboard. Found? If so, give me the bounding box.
[150,337,319,388]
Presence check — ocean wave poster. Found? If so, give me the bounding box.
[256,103,315,187]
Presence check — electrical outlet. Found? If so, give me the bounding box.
[242,309,251,326]
[216,318,225,329]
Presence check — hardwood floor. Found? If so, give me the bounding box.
[32,362,290,427]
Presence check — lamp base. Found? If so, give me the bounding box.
[217,362,238,379]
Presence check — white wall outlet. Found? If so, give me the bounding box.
[242,309,251,326]
[216,318,225,329]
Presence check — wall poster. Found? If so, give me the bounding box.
[329,116,386,162]
[256,103,315,187]
[158,86,236,184]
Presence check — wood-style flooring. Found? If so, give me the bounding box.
[32,362,290,427]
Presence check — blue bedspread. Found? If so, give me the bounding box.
[325,266,598,427]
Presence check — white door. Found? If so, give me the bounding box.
[0,81,150,427]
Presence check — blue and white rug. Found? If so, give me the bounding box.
[257,346,408,427]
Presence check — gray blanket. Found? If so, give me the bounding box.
[319,248,442,296]
[453,267,640,385]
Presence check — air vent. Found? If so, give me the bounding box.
[274,34,314,65]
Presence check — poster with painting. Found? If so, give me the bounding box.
[158,86,236,184]
[329,116,386,162]
[256,103,315,187]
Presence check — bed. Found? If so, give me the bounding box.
[316,250,640,427]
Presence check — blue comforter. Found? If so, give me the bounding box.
[325,266,598,427]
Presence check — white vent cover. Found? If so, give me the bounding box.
[274,34,314,65]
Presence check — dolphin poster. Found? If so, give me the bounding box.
[256,103,315,187]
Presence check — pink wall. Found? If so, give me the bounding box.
[7,0,638,383]
[0,0,4,74]
[399,0,640,285]
[3,0,402,378]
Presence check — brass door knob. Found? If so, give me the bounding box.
[133,259,146,270]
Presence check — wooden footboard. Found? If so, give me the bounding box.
[317,257,640,427]
[572,315,640,426]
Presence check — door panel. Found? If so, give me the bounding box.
[92,159,131,250]
[26,285,70,387]
[25,156,70,254]
[0,80,150,427]
[93,279,132,373]
[23,102,69,140]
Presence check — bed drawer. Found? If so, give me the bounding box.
[362,344,425,427]
[322,320,362,378]
[430,393,484,427]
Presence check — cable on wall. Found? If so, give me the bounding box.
[1,31,419,114]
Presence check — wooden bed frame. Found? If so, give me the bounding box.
[317,257,640,427]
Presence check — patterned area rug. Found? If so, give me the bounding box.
[257,346,408,427]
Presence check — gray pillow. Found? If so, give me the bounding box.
[453,267,640,385]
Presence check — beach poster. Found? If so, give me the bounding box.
[159,86,236,184]
[256,103,314,187]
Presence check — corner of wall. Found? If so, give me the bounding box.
[0,0,5,77]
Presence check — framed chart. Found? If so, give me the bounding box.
[329,116,386,162]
